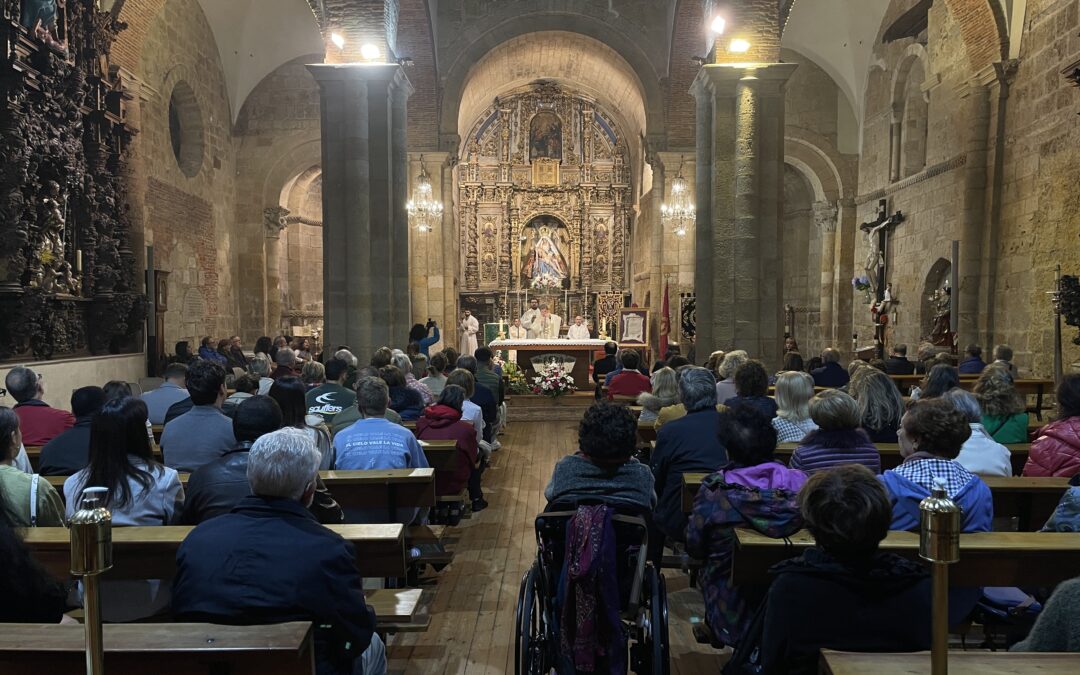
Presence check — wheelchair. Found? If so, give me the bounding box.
[514,505,670,675]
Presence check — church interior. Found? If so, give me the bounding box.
[2,0,1080,673]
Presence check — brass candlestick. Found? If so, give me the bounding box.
[70,487,113,675]
[919,478,960,675]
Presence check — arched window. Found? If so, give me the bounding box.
[890,49,930,181]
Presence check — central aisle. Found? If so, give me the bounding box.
[386,420,727,674]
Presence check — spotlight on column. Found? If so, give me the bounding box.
[330,32,345,50]
[360,43,382,62]
[710,16,726,35]
[729,39,751,54]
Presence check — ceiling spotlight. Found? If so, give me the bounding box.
[710,16,726,35]
[729,39,751,54]
[360,43,381,61]
[330,32,345,50]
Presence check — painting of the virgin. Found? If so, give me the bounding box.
[529,111,562,161]
[521,217,569,289]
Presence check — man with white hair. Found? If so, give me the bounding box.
[271,347,298,380]
[566,315,590,340]
[172,427,385,675]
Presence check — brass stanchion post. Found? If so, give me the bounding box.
[70,487,113,675]
[920,478,960,675]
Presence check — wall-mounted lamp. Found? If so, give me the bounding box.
[729,39,751,54]
[360,43,381,61]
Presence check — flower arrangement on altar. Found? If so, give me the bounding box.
[503,360,531,395]
[852,275,873,304]
[531,362,576,398]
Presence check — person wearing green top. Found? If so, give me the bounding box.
[973,364,1030,444]
[0,407,65,527]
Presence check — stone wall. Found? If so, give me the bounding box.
[126,0,239,352]
[994,0,1080,375]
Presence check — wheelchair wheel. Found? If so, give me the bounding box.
[515,562,548,675]
[638,565,670,675]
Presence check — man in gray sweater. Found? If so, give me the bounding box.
[160,359,235,473]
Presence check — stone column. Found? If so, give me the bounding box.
[307,63,412,360]
[889,108,903,183]
[814,200,840,346]
[692,63,797,365]
[263,207,289,335]
[958,82,991,346]
[390,81,412,339]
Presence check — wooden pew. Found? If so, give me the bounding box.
[887,375,1054,418]
[682,473,1069,531]
[152,424,164,443]
[820,649,1080,675]
[774,442,1030,475]
[416,439,468,513]
[47,468,437,515]
[732,529,1080,587]
[637,421,657,445]
[0,622,315,675]
[23,524,407,579]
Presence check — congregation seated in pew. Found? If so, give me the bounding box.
[636,366,679,424]
[943,388,1013,477]
[686,406,807,648]
[760,465,932,674]
[1024,373,1080,478]
[332,376,429,524]
[0,406,64,526]
[974,364,1030,444]
[848,367,904,444]
[37,385,105,477]
[790,390,880,476]
[270,376,335,470]
[182,395,342,525]
[771,371,817,444]
[0,516,71,624]
[159,359,236,472]
[414,384,481,516]
[722,360,778,420]
[5,366,75,446]
[172,427,387,675]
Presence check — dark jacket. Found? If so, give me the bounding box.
[37,416,92,476]
[271,364,296,380]
[761,547,931,674]
[884,356,915,375]
[592,355,618,384]
[863,424,899,444]
[225,346,249,370]
[415,404,478,496]
[958,355,987,374]
[198,345,228,366]
[172,496,374,674]
[388,386,425,421]
[649,408,728,542]
[469,383,498,440]
[181,442,342,525]
[811,362,849,388]
[722,395,779,419]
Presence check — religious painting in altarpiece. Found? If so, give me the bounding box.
[457,83,633,303]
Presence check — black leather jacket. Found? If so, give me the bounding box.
[181,442,343,525]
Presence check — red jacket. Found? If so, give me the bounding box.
[415,404,478,496]
[14,401,75,446]
[607,370,652,400]
[1023,417,1080,478]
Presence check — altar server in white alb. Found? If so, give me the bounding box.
[507,318,527,362]
[521,299,542,338]
[458,310,479,355]
[531,305,562,339]
[566,315,590,340]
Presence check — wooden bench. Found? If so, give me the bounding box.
[774,442,1030,475]
[152,424,164,443]
[25,445,165,472]
[682,473,1069,531]
[732,529,1080,587]
[888,375,1054,418]
[820,649,1080,675]
[365,587,431,633]
[23,524,407,579]
[637,421,657,445]
[0,621,315,674]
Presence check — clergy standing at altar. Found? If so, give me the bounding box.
[566,315,590,339]
[521,298,541,338]
[532,305,561,339]
[507,318,527,361]
[459,310,479,355]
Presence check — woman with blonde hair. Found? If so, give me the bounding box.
[849,367,905,443]
[772,371,818,443]
[299,360,325,390]
[638,367,680,423]
[715,350,749,402]
[973,363,1029,443]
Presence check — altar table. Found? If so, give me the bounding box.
[488,338,607,389]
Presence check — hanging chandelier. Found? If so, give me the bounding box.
[661,165,695,237]
[406,158,443,233]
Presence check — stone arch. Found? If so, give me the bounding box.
[939,0,1008,73]
[891,45,929,179]
[784,127,854,203]
[440,17,665,149]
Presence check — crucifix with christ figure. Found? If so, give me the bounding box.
[859,198,904,302]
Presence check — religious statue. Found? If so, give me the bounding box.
[30,181,70,292]
[928,285,954,347]
[21,0,67,52]
[859,199,904,297]
[521,221,569,289]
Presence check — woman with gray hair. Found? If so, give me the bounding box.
[791,390,881,475]
[715,350,749,402]
[943,388,1011,476]
[250,355,274,395]
[392,352,434,406]
[772,371,818,443]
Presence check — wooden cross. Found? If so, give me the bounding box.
[859,198,905,302]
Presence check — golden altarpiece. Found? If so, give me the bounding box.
[457,83,632,329]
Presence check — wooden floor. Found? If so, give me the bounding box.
[386,420,727,674]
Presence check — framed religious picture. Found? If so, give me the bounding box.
[618,308,649,345]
